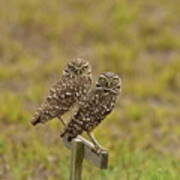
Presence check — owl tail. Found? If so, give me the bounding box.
[31,105,47,126]
[31,116,41,126]
[31,110,43,126]
[60,131,74,142]
[31,114,41,126]
[60,131,67,139]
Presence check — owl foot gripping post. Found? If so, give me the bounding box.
[87,132,107,154]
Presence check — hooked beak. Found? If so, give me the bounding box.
[104,88,117,94]
[75,69,81,75]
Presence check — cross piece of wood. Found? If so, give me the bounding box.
[62,136,109,180]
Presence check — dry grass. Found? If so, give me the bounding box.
[0,0,180,179]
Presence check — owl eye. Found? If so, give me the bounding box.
[99,77,106,84]
[113,78,119,84]
[82,65,88,71]
[68,65,76,72]
[68,65,73,69]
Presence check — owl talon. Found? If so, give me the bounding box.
[87,132,107,154]
[97,149,106,154]
[91,145,106,154]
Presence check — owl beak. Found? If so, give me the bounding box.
[107,82,111,88]
[76,69,80,75]
[104,88,117,94]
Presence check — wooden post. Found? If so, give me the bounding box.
[70,139,84,180]
[63,136,109,180]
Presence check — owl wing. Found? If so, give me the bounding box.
[31,78,75,125]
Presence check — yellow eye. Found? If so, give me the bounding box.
[82,66,88,71]
[113,78,119,84]
[99,77,106,83]
[68,65,73,69]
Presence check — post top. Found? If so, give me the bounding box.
[63,135,109,169]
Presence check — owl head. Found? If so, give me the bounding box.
[96,72,121,94]
[64,58,91,77]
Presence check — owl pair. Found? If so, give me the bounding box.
[31,59,121,152]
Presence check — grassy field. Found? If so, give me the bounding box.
[0,0,180,179]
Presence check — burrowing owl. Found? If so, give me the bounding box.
[61,72,121,152]
[31,58,92,126]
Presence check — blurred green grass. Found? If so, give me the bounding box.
[0,0,180,179]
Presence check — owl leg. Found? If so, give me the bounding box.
[87,132,106,153]
[58,116,66,127]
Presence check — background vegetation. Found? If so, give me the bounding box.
[0,0,179,179]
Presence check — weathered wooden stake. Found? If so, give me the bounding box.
[63,136,109,180]
[70,139,84,180]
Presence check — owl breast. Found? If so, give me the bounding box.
[74,75,92,101]
[83,92,117,132]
